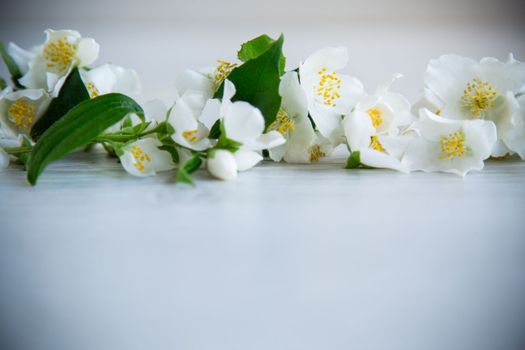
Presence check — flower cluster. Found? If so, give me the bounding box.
[1,30,524,185]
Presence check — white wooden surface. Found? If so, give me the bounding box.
[1,150,525,350]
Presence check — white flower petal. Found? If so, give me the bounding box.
[76,38,100,67]
[223,101,264,146]
[254,130,286,150]
[7,42,34,75]
[279,71,308,119]
[234,149,263,171]
[175,69,214,99]
[359,148,409,173]
[343,110,375,151]
[282,117,316,163]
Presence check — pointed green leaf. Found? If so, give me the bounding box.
[30,68,90,140]
[220,34,285,128]
[27,93,143,185]
[237,34,285,74]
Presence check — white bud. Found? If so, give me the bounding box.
[207,149,238,180]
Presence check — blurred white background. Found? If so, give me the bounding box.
[1,0,524,103]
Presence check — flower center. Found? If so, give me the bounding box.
[439,131,466,160]
[268,109,295,135]
[44,37,77,74]
[315,67,341,107]
[460,79,498,117]
[86,82,100,98]
[309,144,326,162]
[131,145,151,172]
[369,136,384,152]
[367,108,383,128]
[214,60,237,89]
[183,129,199,143]
[8,98,36,130]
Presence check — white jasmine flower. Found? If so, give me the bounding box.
[0,88,51,137]
[402,109,497,177]
[423,53,525,157]
[175,60,238,99]
[202,80,285,179]
[299,47,364,144]
[168,90,212,151]
[343,75,414,172]
[79,64,141,99]
[206,149,238,181]
[19,29,99,95]
[119,138,175,177]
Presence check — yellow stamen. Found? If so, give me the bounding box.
[309,144,326,162]
[460,79,498,117]
[315,67,342,107]
[86,82,100,98]
[8,98,36,130]
[43,37,77,74]
[214,60,237,88]
[268,109,295,135]
[130,145,151,172]
[183,129,199,143]
[367,108,383,128]
[370,136,384,152]
[439,131,466,160]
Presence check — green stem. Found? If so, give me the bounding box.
[4,146,32,155]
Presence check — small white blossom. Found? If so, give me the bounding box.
[402,109,497,177]
[299,47,364,144]
[119,138,175,177]
[343,75,414,172]
[18,29,99,95]
[0,88,51,137]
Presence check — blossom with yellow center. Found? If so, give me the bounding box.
[7,99,36,130]
[268,109,295,135]
[460,79,498,118]
[367,108,383,128]
[130,145,151,172]
[315,67,341,107]
[309,144,326,162]
[43,37,77,74]
[439,130,466,160]
[214,60,237,89]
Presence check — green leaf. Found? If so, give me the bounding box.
[26,93,144,185]
[215,120,242,152]
[237,34,285,74]
[176,153,202,185]
[0,77,6,90]
[345,151,361,169]
[30,67,90,141]
[220,34,285,129]
[0,42,23,89]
